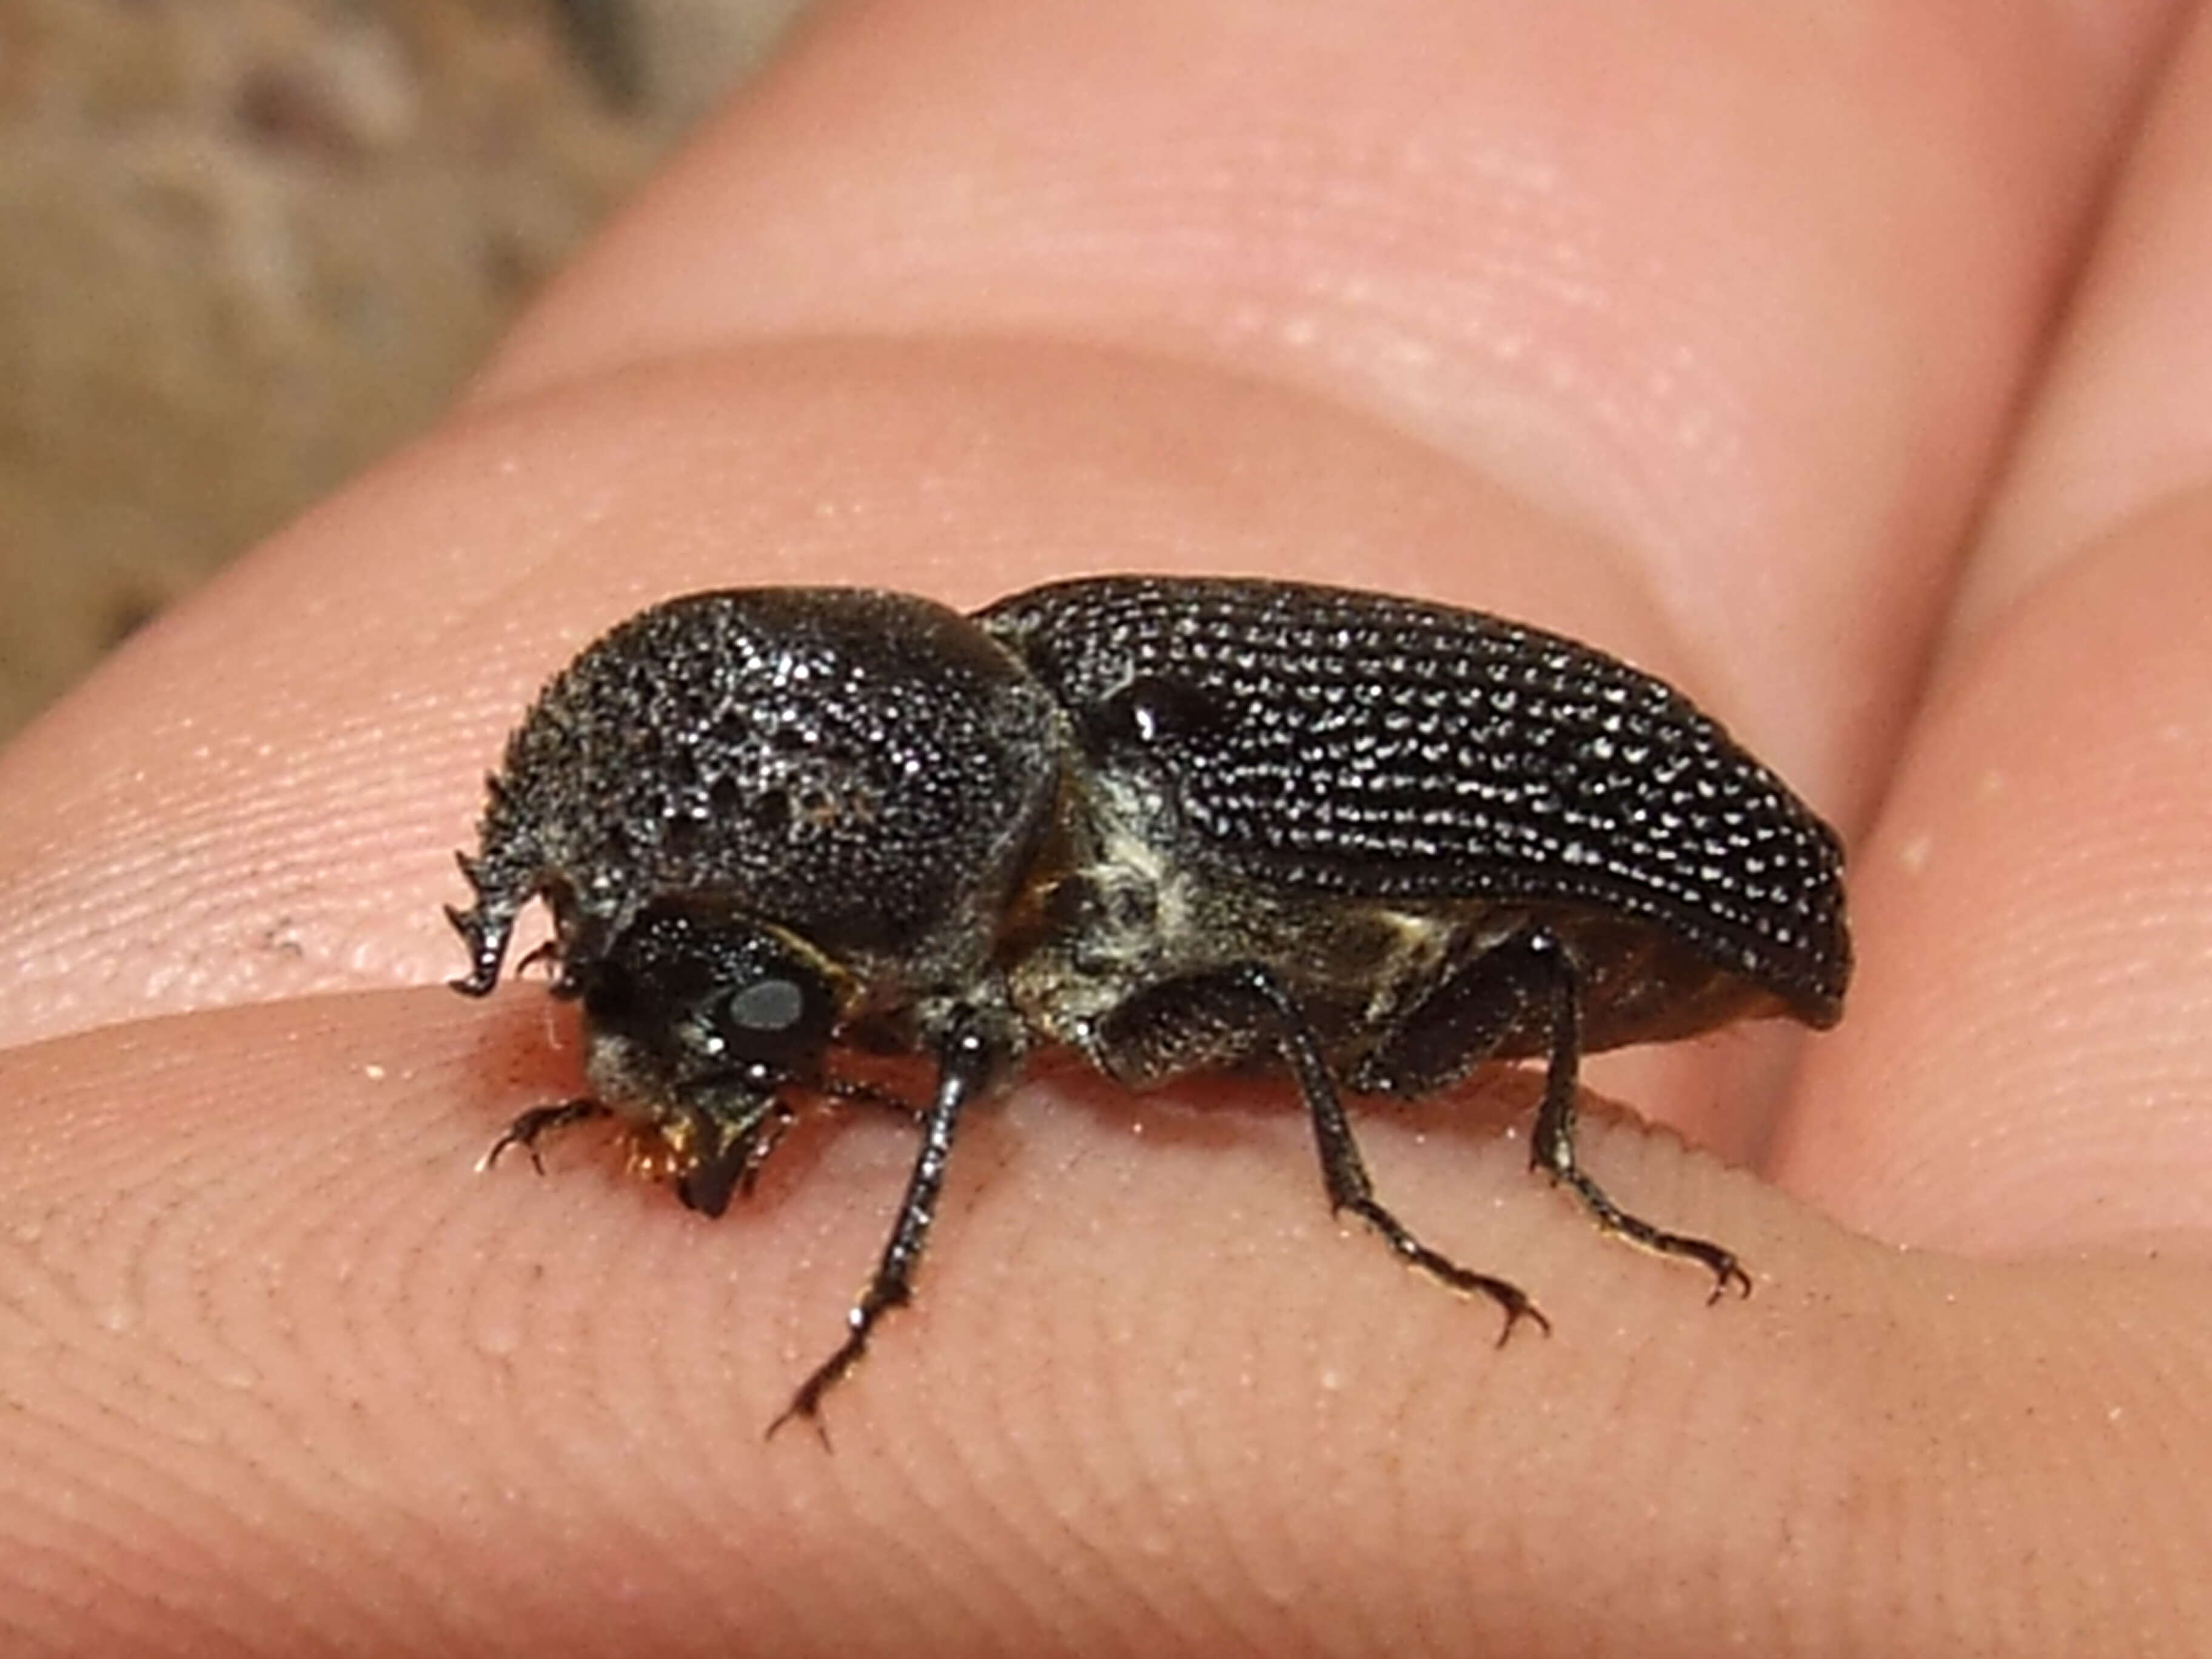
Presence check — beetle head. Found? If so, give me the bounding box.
[572,898,843,1106]
[557,897,850,1216]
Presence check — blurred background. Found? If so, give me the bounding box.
[0,0,815,739]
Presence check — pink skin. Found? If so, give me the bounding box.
[2,2,2210,1654]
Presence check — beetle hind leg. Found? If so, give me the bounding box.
[1527,955,1753,1298]
[1371,927,1752,1299]
[1517,931,1752,1298]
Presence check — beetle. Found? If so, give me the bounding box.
[448,576,1850,1433]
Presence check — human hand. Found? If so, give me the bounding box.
[3,4,2208,1654]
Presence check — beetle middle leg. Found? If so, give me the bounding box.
[1359,926,1752,1300]
[1094,964,1549,1340]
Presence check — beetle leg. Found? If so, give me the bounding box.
[822,1075,928,1124]
[1350,927,1753,1299]
[769,1014,1004,1442]
[1512,930,1754,1301]
[477,1098,608,1175]
[1227,964,1550,1340]
[1094,965,1549,1339]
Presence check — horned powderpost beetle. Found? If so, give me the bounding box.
[448,576,1850,1433]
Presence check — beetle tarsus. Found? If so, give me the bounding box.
[768,1294,899,1445]
[479,1098,609,1175]
[1336,1192,1550,1341]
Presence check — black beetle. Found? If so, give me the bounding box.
[449,576,1849,1433]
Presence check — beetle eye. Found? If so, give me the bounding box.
[710,967,832,1071]
[721,976,808,1034]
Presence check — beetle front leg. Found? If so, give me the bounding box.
[768,1014,1004,1442]
[477,1098,609,1175]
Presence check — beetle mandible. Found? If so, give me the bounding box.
[448,576,1851,1434]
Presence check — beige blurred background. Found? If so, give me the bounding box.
[0,0,814,739]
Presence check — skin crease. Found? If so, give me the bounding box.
[1,0,2210,1652]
